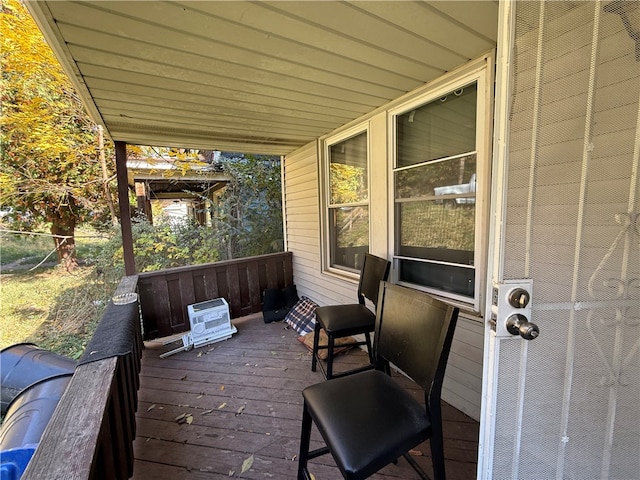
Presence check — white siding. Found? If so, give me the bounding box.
[284,121,484,421]
[444,314,484,420]
[283,142,359,305]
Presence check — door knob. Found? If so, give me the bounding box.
[506,314,539,340]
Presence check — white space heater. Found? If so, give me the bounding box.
[188,298,236,346]
[161,298,237,358]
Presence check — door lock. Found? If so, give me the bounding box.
[506,314,540,340]
[508,288,530,308]
[491,280,536,338]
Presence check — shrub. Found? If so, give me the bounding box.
[88,215,220,278]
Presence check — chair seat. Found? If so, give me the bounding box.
[315,304,375,335]
[302,370,431,479]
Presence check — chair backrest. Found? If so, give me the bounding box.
[357,253,391,306]
[373,282,459,401]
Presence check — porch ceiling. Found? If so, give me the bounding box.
[26,1,498,155]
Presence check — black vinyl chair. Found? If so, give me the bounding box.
[298,282,460,480]
[311,253,390,380]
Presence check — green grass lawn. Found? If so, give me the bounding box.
[1,231,54,266]
[0,266,110,358]
[1,228,112,358]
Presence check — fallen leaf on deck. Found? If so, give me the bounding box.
[270,351,277,355]
[409,449,423,456]
[208,347,215,353]
[176,413,194,425]
[218,402,227,409]
[220,385,225,391]
[240,455,254,475]
[228,470,235,476]
[180,375,188,381]
[236,404,246,416]
[291,455,297,461]
[310,474,316,480]
[197,395,203,399]
[147,404,156,412]
[201,409,213,415]
[197,352,203,357]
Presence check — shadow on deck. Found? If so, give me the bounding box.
[133,314,479,479]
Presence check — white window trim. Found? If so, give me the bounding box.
[319,122,371,280]
[387,65,493,313]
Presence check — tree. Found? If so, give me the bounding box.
[0,0,114,265]
[211,153,284,259]
[89,150,283,278]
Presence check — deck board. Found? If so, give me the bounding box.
[133,314,479,479]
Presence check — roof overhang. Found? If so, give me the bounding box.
[25,1,498,155]
[127,158,231,200]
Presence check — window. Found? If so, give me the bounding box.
[393,82,482,304]
[323,129,369,273]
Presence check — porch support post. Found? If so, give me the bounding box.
[115,141,136,275]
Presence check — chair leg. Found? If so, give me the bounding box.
[311,322,321,372]
[402,452,431,480]
[364,332,374,364]
[297,402,313,480]
[326,333,335,379]
[430,416,446,480]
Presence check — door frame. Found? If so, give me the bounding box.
[478,1,516,477]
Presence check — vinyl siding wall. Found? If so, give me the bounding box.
[283,142,358,306]
[283,112,484,420]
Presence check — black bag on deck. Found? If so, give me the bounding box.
[262,285,299,323]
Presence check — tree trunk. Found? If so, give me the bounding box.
[98,126,118,226]
[50,218,77,270]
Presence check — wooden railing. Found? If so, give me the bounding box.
[138,251,294,339]
[22,275,142,480]
[20,253,293,479]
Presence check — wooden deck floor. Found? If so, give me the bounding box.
[132,314,479,480]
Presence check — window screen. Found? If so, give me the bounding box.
[394,83,478,299]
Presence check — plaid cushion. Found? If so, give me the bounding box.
[284,297,318,335]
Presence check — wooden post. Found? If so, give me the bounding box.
[135,181,153,223]
[115,141,136,275]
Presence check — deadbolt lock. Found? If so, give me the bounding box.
[491,280,534,338]
[508,288,530,309]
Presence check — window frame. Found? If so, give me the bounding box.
[320,123,371,279]
[388,68,491,312]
